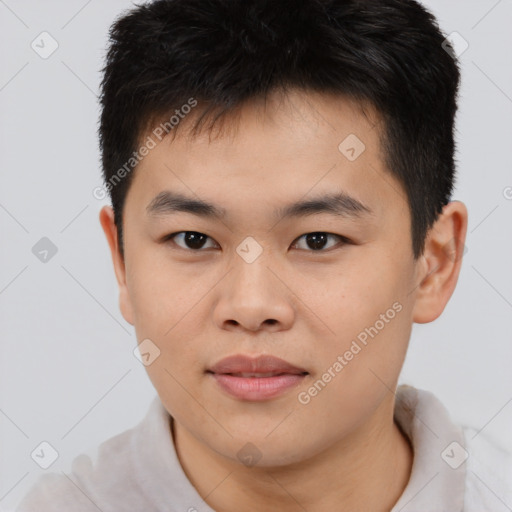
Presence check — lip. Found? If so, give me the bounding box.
[208,354,307,375]
[207,354,308,401]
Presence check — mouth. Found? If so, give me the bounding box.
[206,354,309,401]
[217,372,307,378]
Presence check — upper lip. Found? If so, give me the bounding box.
[207,354,308,375]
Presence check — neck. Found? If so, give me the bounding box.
[173,397,413,512]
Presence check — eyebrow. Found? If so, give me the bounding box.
[146,190,373,221]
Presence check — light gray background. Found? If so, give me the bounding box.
[1,0,511,509]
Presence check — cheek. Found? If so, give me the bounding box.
[126,248,202,334]
[292,310,411,448]
[310,262,402,335]
[126,259,211,404]
[308,258,413,388]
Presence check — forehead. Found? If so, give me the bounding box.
[126,89,406,221]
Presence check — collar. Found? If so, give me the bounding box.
[391,384,466,512]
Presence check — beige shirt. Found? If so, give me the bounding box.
[16,385,512,511]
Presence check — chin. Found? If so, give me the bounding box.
[207,431,319,469]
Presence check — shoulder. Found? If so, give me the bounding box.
[14,394,174,512]
[461,426,512,511]
[16,427,140,512]
[394,385,512,512]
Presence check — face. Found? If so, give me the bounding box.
[104,89,425,466]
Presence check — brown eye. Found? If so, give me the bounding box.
[165,231,218,250]
[292,232,347,251]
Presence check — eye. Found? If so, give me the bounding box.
[162,231,349,252]
[292,232,348,251]
[164,231,218,251]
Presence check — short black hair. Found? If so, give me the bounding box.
[98,0,461,260]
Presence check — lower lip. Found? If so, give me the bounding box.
[209,373,307,401]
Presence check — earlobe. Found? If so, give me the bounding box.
[99,206,135,326]
[412,201,468,324]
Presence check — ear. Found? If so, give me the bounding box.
[412,201,468,324]
[99,205,135,326]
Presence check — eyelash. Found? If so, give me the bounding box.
[162,231,351,252]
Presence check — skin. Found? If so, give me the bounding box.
[100,88,468,512]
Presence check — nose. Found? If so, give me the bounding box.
[212,251,295,333]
